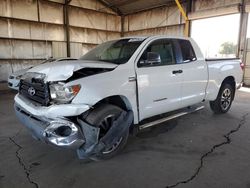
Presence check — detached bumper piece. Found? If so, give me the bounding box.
[77,111,133,160]
[14,104,85,149]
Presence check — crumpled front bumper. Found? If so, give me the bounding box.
[14,95,134,160]
[14,94,91,118]
[14,104,85,149]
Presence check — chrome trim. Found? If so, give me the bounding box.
[44,120,85,149]
[15,103,85,149]
[139,106,204,130]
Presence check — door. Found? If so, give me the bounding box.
[176,39,208,107]
[136,39,183,121]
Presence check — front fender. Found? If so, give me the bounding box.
[69,67,139,124]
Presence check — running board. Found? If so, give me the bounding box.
[139,105,205,130]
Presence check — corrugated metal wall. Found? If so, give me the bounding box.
[123,4,185,37]
[0,0,120,81]
[1,0,250,84]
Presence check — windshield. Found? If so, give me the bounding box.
[80,38,145,64]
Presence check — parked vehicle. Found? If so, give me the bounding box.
[14,36,243,160]
[8,58,77,90]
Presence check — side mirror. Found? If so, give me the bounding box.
[147,52,161,65]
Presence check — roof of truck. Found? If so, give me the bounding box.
[120,35,190,40]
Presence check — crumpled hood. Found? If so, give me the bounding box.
[27,60,118,82]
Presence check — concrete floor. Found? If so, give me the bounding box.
[0,85,250,188]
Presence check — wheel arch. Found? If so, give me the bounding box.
[209,76,236,114]
[91,95,136,128]
[93,95,133,112]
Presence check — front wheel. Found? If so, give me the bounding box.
[85,104,129,160]
[210,83,234,114]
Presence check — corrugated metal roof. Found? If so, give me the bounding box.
[99,0,178,15]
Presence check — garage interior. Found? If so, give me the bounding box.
[0,0,250,188]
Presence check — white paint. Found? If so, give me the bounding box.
[15,36,243,124]
[27,60,117,82]
[15,94,90,118]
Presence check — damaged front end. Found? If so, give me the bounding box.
[43,120,84,148]
[15,103,133,159]
[14,61,132,159]
[14,105,85,149]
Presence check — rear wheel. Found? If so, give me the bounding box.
[85,104,129,160]
[210,83,234,114]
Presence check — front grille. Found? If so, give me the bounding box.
[19,79,50,106]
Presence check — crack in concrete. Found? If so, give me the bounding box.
[166,113,248,188]
[9,137,39,188]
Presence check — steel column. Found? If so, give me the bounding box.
[238,0,248,60]
[175,0,189,37]
[64,0,71,57]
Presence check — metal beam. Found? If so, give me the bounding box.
[238,0,248,59]
[37,0,40,22]
[186,0,192,36]
[124,23,185,33]
[175,0,189,37]
[122,0,186,16]
[105,0,138,9]
[121,16,125,37]
[64,0,71,57]
[97,0,122,15]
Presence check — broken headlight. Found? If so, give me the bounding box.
[49,83,81,103]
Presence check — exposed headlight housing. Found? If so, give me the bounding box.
[49,83,81,103]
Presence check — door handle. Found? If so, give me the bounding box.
[172,70,183,74]
[128,76,136,82]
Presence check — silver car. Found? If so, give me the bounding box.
[8,58,77,90]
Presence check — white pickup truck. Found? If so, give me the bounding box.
[14,36,243,160]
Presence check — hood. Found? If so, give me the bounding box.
[27,60,118,82]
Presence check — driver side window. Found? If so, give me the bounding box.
[139,39,176,67]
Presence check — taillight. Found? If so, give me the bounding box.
[240,62,245,70]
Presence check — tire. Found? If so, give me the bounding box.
[210,83,235,114]
[85,104,129,160]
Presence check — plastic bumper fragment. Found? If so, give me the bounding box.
[14,104,85,149]
[77,111,133,159]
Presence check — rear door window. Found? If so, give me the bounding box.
[178,40,197,63]
[139,39,176,67]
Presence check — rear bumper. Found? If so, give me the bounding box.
[15,104,85,149]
